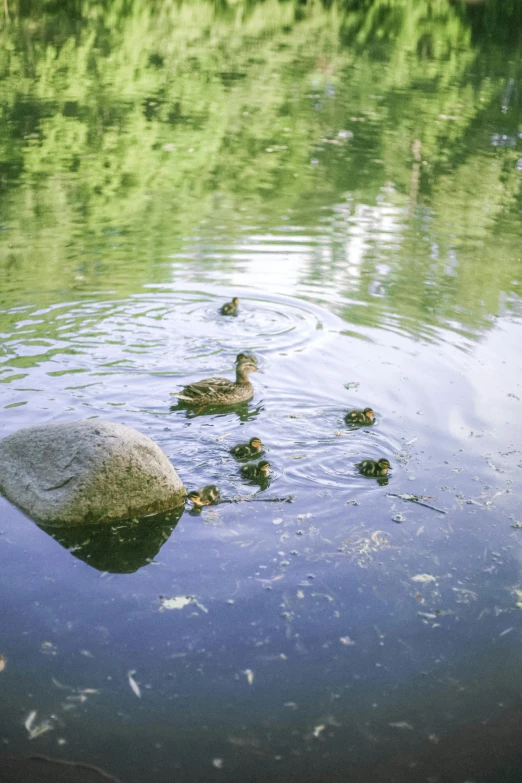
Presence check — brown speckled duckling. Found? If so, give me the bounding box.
[230,437,263,459]
[356,458,391,477]
[220,297,239,316]
[345,407,375,425]
[240,460,271,483]
[187,485,221,507]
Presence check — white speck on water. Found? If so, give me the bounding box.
[411,574,437,584]
[127,670,141,698]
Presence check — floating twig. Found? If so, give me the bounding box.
[28,756,125,783]
[387,493,446,514]
[218,495,295,504]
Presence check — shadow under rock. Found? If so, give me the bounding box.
[39,506,184,573]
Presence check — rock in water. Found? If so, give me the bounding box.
[0,420,185,526]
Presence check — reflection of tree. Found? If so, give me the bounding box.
[0,0,521,335]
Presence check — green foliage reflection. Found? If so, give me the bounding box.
[0,0,521,335]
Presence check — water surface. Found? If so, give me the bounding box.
[1,1,522,781]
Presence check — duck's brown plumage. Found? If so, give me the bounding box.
[172,361,257,407]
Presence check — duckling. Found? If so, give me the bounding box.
[356,458,391,477]
[345,407,375,425]
[172,361,258,407]
[220,297,239,316]
[240,460,271,483]
[230,436,263,459]
[187,485,221,508]
[236,352,257,366]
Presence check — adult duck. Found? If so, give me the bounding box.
[172,360,258,407]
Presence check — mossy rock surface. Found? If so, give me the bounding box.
[0,420,185,526]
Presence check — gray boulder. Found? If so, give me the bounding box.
[0,420,185,526]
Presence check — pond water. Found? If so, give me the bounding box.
[1,1,522,781]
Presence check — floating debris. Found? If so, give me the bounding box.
[389,721,413,730]
[337,528,389,567]
[243,669,254,685]
[370,530,387,544]
[40,641,58,655]
[25,711,37,733]
[452,587,478,603]
[212,758,224,769]
[127,670,141,698]
[272,518,283,526]
[411,574,437,584]
[387,492,446,513]
[313,724,325,738]
[160,596,192,611]
[339,636,355,646]
[64,694,88,705]
[392,514,405,523]
[0,654,6,673]
[25,710,54,740]
[159,595,208,613]
[221,495,294,504]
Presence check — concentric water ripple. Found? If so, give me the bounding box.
[0,280,497,526]
[1,287,421,511]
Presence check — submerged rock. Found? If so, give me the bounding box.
[0,420,185,526]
